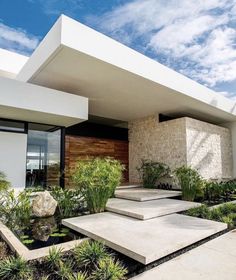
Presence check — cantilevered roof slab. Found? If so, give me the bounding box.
[17,15,236,124]
[0,76,88,127]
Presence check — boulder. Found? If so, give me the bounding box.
[32,216,57,241]
[31,191,57,218]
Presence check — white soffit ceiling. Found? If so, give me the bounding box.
[17,15,236,124]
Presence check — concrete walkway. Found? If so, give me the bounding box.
[115,188,181,201]
[62,187,227,265]
[131,230,236,280]
[106,198,201,220]
[63,213,226,264]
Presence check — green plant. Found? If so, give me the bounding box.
[137,160,170,188]
[0,242,8,260]
[56,259,74,280]
[50,186,84,218]
[46,246,63,270]
[72,158,124,213]
[0,189,31,231]
[67,272,88,280]
[186,203,236,228]
[0,256,32,280]
[174,166,202,201]
[74,240,109,269]
[90,256,127,280]
[0,172,10,192]
[185,205,210,219]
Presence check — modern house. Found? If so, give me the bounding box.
[1,14,236,189]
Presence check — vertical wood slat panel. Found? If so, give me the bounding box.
[65,135,129,186]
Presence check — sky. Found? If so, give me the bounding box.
[0,0,236,99]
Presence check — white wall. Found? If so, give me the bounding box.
[0,131,27,189]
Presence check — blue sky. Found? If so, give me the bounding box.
[0,0,236,99]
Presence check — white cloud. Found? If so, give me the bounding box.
[94,0,236,93]
[0,22,39,55]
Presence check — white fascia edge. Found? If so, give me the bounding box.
[17,14,236,117]
[0,76,88,120]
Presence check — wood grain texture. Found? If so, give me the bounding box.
[65,135,129,186]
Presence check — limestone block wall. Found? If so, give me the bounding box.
[129,116,233,183]
[186,118,232,179]
[129,116,187,182]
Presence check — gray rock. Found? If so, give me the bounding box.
[31,191,57,218]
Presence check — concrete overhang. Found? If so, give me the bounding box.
[0,48,28,79]
[0,76,88,127]
[17,15,236,124]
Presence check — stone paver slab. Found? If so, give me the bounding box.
[115,188,181,201]
[131,230,236,280]
[62,213,227,264]
[106,198,201,220]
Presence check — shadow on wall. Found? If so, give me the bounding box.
[187,121,232,179]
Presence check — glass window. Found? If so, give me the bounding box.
[26,123,61,188]
[0,120,25,132]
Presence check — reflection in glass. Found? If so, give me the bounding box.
[26,124,61,187]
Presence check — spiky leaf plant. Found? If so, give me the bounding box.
[0,256,32,280]
[74,240,109,269]
[90,256,127,280]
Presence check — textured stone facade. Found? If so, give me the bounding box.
[129,116,232,183]
[186,118,232,179]
[129,116,187,182]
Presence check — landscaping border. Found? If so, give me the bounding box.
[0,221,89,260]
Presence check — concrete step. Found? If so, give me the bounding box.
[106,198,201,220]
[130,230,236,279]
[62,213,227,265]
[116,184,141,190]
[115,187,181,201]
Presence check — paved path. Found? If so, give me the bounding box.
[63,213,226,264]
[106,198,200,220]
[131,230,236,280]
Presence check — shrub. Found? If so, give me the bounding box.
[137,160,170,188]
[186,203,236,228]
[74,240,109,269]
[90,256,127,280]
[174,166,202,201]
[185,205,210,219]
[0,189,31,231]
[0,256,32,280]
[46,246,63,270]
[50,186,84,218]
[72,158,124,213]
[0,172,10,192]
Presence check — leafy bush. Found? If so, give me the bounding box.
[185,202,236,228]
[0,189,31,231]
[50,186,84,218]
[137,160,170,188]
[0,172,10,192]
[90,256,127,280]
[0,256,32,280]
[174,166,202,201]
[203,180,236,203]
[74,240,109,269]
[72,158,124,213]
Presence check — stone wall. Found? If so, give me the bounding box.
[129,116,187,182]
[129,116,233,183]
[186,118,232,179]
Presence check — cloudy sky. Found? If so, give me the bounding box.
[0,0,236,99]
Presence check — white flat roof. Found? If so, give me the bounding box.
[0,48,28,78]
[0,76,88,127]
[17,15,236,124]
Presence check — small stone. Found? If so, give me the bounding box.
[31,191,57,218]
